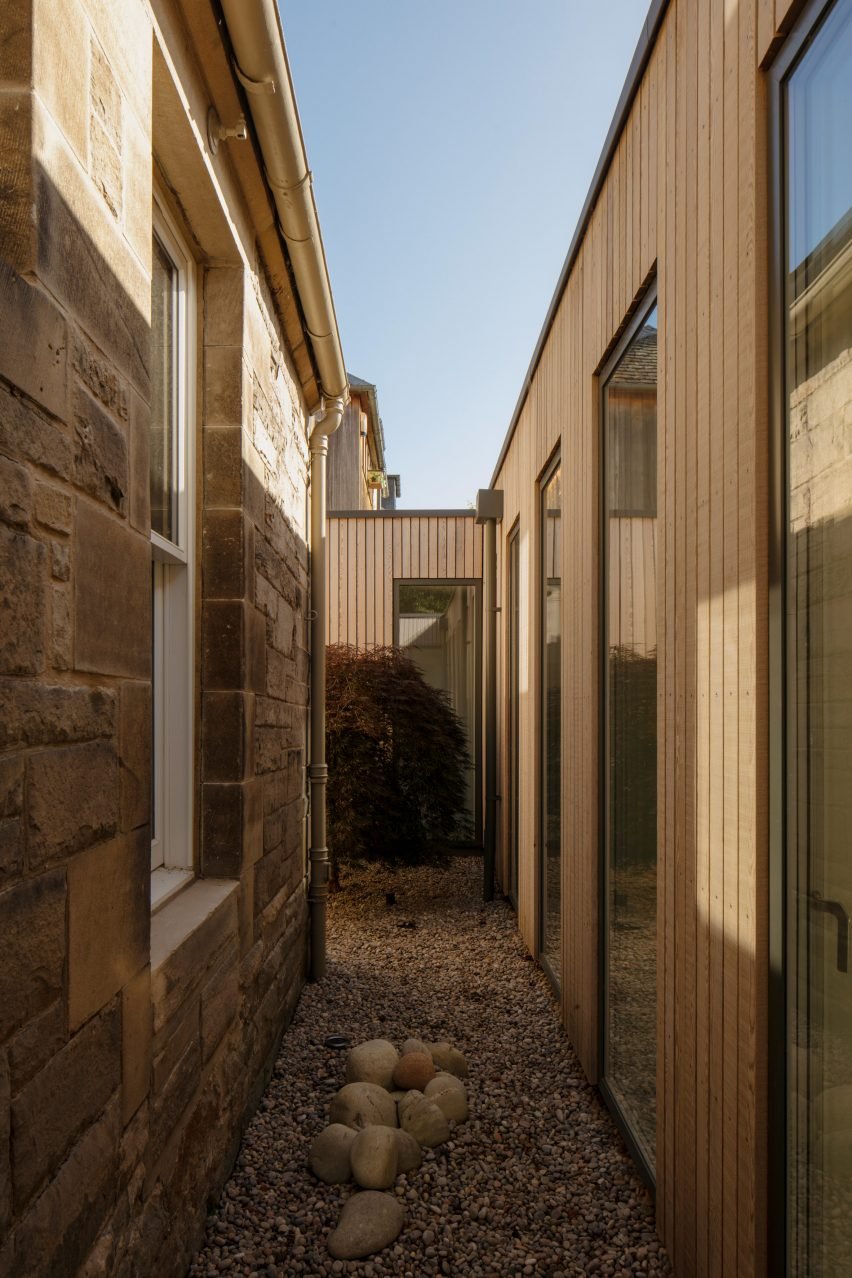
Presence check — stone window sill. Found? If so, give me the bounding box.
[151,867,195,915]
[150,877,239,974]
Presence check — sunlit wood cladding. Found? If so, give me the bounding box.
[491,0,769,1273]
[326,514,483,649]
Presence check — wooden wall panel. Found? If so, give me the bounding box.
[326,513,483,649]
[491,1,769,1274]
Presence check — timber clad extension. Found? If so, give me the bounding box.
[491,0,850,1275]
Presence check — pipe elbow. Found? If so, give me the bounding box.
[309,394,347,444]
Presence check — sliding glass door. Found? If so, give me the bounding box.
[601,297,658,1172]
[779,2,852,1271]
[540,461,562,987]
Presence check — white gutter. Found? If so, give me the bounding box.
[218,0,347,404]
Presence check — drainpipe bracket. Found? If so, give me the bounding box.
[233,59,276,95]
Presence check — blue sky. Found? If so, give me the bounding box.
[282,2,647,509]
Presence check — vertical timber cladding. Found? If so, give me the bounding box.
[325,512,483,648]
[491,0,769,1274]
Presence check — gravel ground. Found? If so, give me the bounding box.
[189,858,672,1278]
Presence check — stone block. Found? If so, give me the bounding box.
[0,0,32,83]
[90,112,122,220]
[73,386,128,514]
[119,680,150,831]
[203,346,243,428]
[203,426,242,509]
[89,36,121,148]
[0,677,114,751]
[201,784,242,878]
[34,481,72,533]
[11,1002,120,1207]
[71,330,129,423]
[0,380,72,481]
[0,95,34,275]
[247,604,266,693]
[0,258,69,425]
[27,740,119,867]
[0,526,46,675]
[0,1054,9,1234]
[122,108,150,268]
[7,999,67,1094]
[11,1094,120,1278]
[75,500,150,678]
[200,943,239,1063]
[202,508,244,599]
[121,966,151,1126]
[205,268,244,347]
[147,1034,200,1176]
[51,539,70,580]
[34,163,149,398]
[0,817,22,886]
[151,996,198,1097]
[33,0,89,163]
[0,455,32,528]
[202,690,252,783]
[202,600,244,689]
[0,757,23,820]
[51,581,72,669]
[150,881,238,1035]
[67,829,148,1030]
[128,389,150,533]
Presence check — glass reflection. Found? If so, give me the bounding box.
[151,234,178,543]
[541,464,562,986]
[603,304,658,1166]
[397,582,478,841]
[785,2,852,1273]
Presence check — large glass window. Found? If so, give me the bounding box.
[782,2,852,1271]
[150,201,195,909]
[602,300,658,1170]
[396,581,480,842]
[540,461,562,988]
[507,526,520,907]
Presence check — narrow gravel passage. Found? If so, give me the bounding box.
[190,859,672,1278]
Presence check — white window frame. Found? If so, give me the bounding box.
[150,195,196,912]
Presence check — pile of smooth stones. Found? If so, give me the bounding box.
[308,1037,470,1261]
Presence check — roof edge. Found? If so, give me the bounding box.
[489,0,670,487]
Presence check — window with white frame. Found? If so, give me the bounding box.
[150,198,196,911]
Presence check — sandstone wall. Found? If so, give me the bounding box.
[0,1,314,1273]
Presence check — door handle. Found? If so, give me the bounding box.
[809,891,850,974]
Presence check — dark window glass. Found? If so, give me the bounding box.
[540,464,562,987]
[397,582,479,842]
[784,2,852,1273]
[151,234,178,543]
[508,529,520,907]
[603,303,658,1168]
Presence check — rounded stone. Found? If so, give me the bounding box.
[426,1041,469,1078]
[392,1051,436,1091]
[394,1127,423,1173]
[397,1089,424,1120]
[308,1123,356,1184]
[327,1191,404,1260]
[401,1037,429,1057]
[350,1126,399,1190]
[399,1095,451,1148]
[330,1082,398,1131]
[425,1076,468,1123]
[345,1039,400,1089]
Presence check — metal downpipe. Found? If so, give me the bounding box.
[308,397,345,981]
